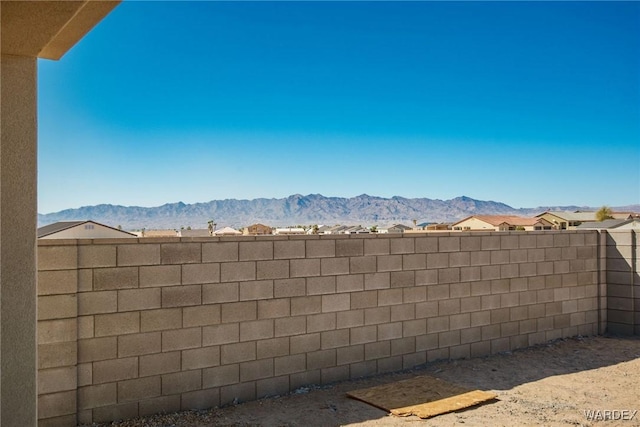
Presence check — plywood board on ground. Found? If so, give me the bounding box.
[347,375,497,419]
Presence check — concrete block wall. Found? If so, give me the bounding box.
[37,231,601,426]
[605,230,639,335]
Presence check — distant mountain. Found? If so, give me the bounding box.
[37,194,640,231]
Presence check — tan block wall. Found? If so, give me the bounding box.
[37,231,604,426]
[605,230,639,335]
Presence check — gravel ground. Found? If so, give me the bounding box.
[81,335,640,427]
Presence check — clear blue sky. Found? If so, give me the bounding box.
[38,1,640,214]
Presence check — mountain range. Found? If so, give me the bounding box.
[37,194,640,231]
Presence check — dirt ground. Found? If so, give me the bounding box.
[89,335,640,427]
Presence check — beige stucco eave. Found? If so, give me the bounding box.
[1,0,121,60]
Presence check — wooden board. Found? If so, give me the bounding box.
[347,376,497,419]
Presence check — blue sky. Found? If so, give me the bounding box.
[38,1,640,214]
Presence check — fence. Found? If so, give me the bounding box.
[36,230,615,426]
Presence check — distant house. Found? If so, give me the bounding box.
[452,215,553,231]
[38,220,136,239]
[142,229,179,238]
[179,229,211,237]
[576,218,640,230]
[343,225,370,234]
[244,223,273,236]
[273,227,305,235]
[213,226,242,236]
[536,211,597,230]
[379,224,412,234]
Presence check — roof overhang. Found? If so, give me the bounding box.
[1,0,121,60]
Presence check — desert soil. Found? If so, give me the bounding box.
[85,335,640,427]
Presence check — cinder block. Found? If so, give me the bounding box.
[38,366,76,394]
[470,251,491,266]
[450,252,471,267]
[162,327,202,351]
[239,241,273,261]
[500,293,519,308]
[321,329,350,349]
[403,319,426,337]
[140,308,182,332]
[307,349,337,369]
[257,260,289,280]
[38,390,77,419]
[139,351,181,377]
[449,313,470,330]
[290,258,320,277]
[38,319,77,345]
[364,307,390,325]
[415,334,438,352]
[203,364,239,388]
[337,310,364,329]
[203,323,239,345]
[221,301,257,323]
[427,316,449,333]
[221,341,256,364]
[471,310,491,327]
[291,296,322,316]
[365,272,391,290]
[79,244,116,268]
[274,354,306,376]
[391,271,414,288]
[181,388,220,411]
[482,324,501,341]
[415,237,438,253]
[307,276,336,295]
[183,304,221,328]
[274,240,305,259]
[161,243,201,264]
[364,239,390,255]
[427,284,449,300]
[527,248,545,263]
[161,370,202,395]
[402,352,426,369]
[415,301,438,319]
[38,245,78,271]
[257,337,289,359]
[38,269,77,296]
[118,376,161,403]
[274,278,306,297]
[322,293,350,312]
[240,359,273,382]
[350,325,377,345]
[202,242,238,262]
[350,256,377,274]
[491,337,511,354]
[290,333,320,354]
[509,306,529,321]
[140,265,181,287]
[38,294,77,320]
[376,255,402,272]
[78,383,116,410]
[79,291,117,315]
[307,313,336,333]
[274,316,306,337]
[162,285,202,308]
[390,304,415,322]
[491,250,510,265]
[438,236,460,252]
[402,254,426,270]
[38,342,76,369]
[94,312,139,337]
[93,357,138,384]
[182,346,220,370]
[118,243,160,266]
[93,267,138,290]
[460,327,481,344]
[377,355,404,373]
[239,280,274,300]
[258,298,290,319]
[378,289,403,306]
[391,337,415,356]
[390,238,414,254]
[403,287,426,304]
[415,269,438,286]
[221,261,256,282]
[336,274,364,292]
[118,288,161,312]
[500,321,519,337]
[320,258,350,276]
[306,240,335,258]
[183,263,221,285]
[116,332,162,358]
[203,282,239,304]
[365,341,391,360]
[78,363,92,387]
[240,319,274,341]
[336,239,363,257]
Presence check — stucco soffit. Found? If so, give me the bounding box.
[1,1,120,60]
